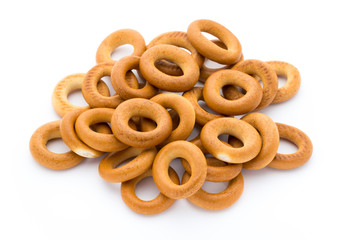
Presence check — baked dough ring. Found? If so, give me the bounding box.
[140,93,195,145]
[121,167,179,215]
[75,108,129,152]
[139,44,200,92]
[111,56,158,99]
[182,137,242,182]
[29,121,85,170]
[183,87,224,126]
[99,147,157,183]
[187,19,242,65]
[96,29,146,64]
[223,59,278,111]
[111,98,172,148]
[182,171,244,210]
[266,61,301,103]
[200,117,262,163]
[199,39,243,82]
[152,140,207,199]
[268,123,312,169]
[60,109,112,158]
[52,73,110,117]
[228,113,280,170]
[147,31,204,76]
[82,63,140,109]
[203,70,263,115]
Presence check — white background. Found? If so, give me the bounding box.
[1,0,359,239]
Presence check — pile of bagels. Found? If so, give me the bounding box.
[29,19,313,215]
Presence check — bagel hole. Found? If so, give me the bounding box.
[198,100,219,115]
[139,118,157,132]
[278,138,298,154]
[100,76,117,96]
[135,176,160,201]
[67,89,88,107]
[114,156,137,168]
[129,69,146,89]
[217,134,231,142]
[178,47,192,55]
[203,58,228,69]
[168,110,180,130]
[221,85,246,99]
[170,157,186,183]
[278,75,287,88]
[90,123,112,134]
[202,181,228,193]
[227,136,244,148]
[201,32,221,44]
[155,59,184,76]
[46,138,71,154]
[110,44,134,61]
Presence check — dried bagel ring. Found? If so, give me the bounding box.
[111,56,158,99]
[223,59,278,111]
[199,40,243,82]
[268,123,312,169]
[60,109,112,158]
[99,147,157,183]
[200,117,262,163]
[139,44,200,92]
[96,29,146,64]
[203,70,263,115]
[182,137,242,182]
[228,113,280,170]
[111,98,172,148]
[187,19,242,65]
[29,121,85,170]
[121,167,179,215]
[51,73,110,117]
[75,108,129,152]
[266,61,301,103]
[82,63,139,108]
[153,140,207,199]
[183,87,224,126]
[182,171,244,210]
[139,93,195,145]
[147,31,204,76]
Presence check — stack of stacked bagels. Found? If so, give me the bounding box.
[29,19,313,214]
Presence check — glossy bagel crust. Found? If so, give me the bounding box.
[187,19,242,65]
[111,98,172,148]
[139,44,200,92]
[147,31,204,76]
[96,29,146,64]
[183,87,224,126]
[268,123,313,169]
[152,140,207,199]
[111,56,158,99]
[228,113,280,170]
[60,109,112,158]
[203,69,263,115]
[75,108,129,152]
[29,121,85,170]
[182,171,244,210]
[99,147,157,183]
[52,73,110,117]
[266,61,301,103]
[121,167,180,215]
[200,117,262,163]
